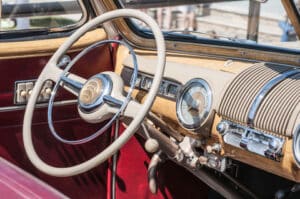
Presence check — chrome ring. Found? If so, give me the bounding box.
[47,39,138,145]
[293,126,300,167]
[176,78,212,130]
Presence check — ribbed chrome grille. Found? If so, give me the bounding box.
[254,73,300,136]
[219,63,297,136]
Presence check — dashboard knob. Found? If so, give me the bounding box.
[45,87,52,95]
[28,89,32,96]
[20,90,27,98]
[269,139,280,151]
[216,121,229,135]
[145,138,159,153]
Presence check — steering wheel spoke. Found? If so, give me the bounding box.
[103,95,124,107]
[43,64,64,82]
[60,74,85,96]
[122,100,143,118]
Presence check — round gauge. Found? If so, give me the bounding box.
[293,126,300,167]
[176,79,212,130]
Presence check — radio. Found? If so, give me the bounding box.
[216,120,285,161]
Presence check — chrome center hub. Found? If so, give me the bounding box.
[79,78,103,105]
[78,74,112,111]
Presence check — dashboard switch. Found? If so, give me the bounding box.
[219,120,285,162]
[121,67,181,101]
[14,79,54,105]
[216,121,229,135]
[28,89,32,96]
[269,139,280,151]
[166,84,178,97]
[20,90,27,98]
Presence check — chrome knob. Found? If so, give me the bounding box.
[145,138,159,153]
[57,55,71,68]
[45,88,52,95]
[28,89,32,96]
[269,139,280,151]
[216,121,229,135]
[20,90,27,98]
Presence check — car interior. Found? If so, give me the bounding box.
[0,0,300,198]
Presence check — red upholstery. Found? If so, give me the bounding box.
[107,125,208,199]
[0,157,66,198]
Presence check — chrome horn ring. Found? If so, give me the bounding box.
[48,39,138,145]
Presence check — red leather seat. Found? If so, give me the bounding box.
[0,157,66,198]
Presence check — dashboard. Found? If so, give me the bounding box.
[116,50,300,182]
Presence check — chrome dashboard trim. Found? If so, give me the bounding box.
[0,99,77,113]
[218,119,285,161]
[247,69,300,126]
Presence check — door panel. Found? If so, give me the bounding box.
[0,29,113,198]
[0,40,113,125]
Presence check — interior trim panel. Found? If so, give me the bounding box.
[116,48,300,182]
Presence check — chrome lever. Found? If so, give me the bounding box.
[148,151,163,194]
[57,55,71,69]
[142,123,159,154]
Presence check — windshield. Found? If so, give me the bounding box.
[121,0,300,52]
[0,0,84,32]
[295,0,300,14]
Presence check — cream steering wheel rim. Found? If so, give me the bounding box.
[22,9,166,177]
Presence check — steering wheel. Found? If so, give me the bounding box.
[22,9,166,177]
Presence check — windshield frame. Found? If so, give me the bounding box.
[102,0,300,66]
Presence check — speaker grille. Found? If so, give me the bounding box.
[219,63,299,136]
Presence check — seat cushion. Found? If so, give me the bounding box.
[0,157,66,198]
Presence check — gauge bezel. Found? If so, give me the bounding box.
[176,78,212,130]
[293,125,300,168]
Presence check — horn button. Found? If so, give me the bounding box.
[78,74,112,112]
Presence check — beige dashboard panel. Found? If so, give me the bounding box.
[133,49,253,74]
[0,29,107,59]
[115,46,300,182]
[115,46,251,137]
[122,53,236,105]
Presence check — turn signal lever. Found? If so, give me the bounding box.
[141,123,163,194]
[142,123,159,153]
[148,151,164,194]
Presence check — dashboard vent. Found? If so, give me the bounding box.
[218,63,298,136]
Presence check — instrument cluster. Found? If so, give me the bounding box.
[121,67,182,101]
[176,79,212,131]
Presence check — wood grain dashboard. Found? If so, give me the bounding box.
[115,45,300,182]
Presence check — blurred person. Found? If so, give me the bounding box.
[157,7,172,30]
[279,16,296,42]
[177,5,196,32]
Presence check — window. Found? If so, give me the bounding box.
[295,0,300,14]
[0,0,85,33]
[121,0,299,52]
